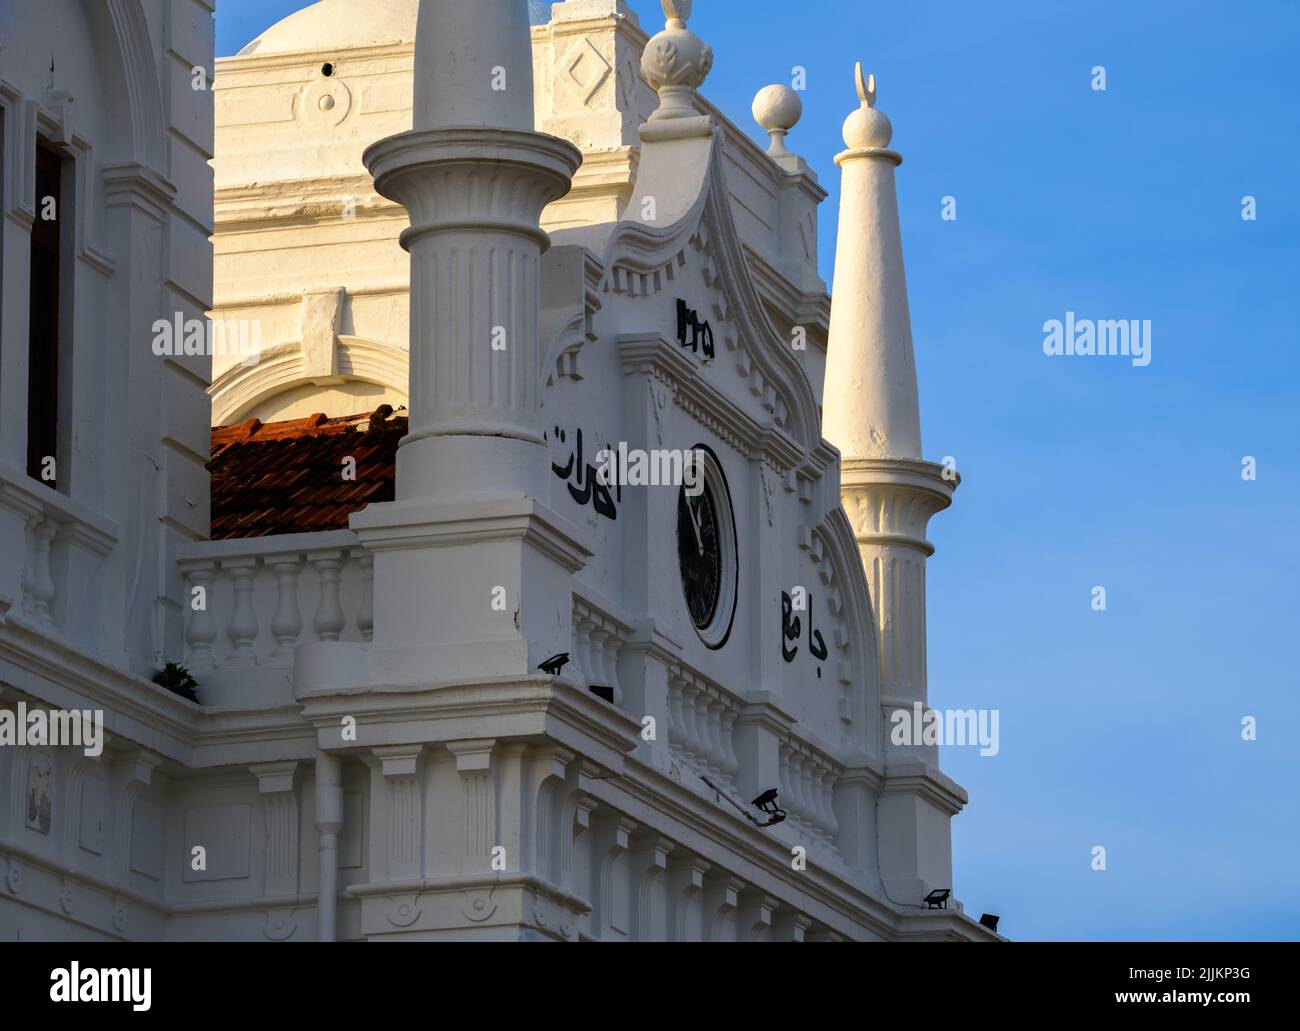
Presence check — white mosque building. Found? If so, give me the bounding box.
[0,0,996,941]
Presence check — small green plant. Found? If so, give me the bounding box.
[153,662,201,704]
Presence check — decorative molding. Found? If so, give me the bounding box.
[603,129,823,451]
[373,746,423,878]
[209,335,409,424]
[447,739,496,866]
[0,85,37,228]
[251,761,300,897]
[262,909,298,941]
[102,0,167,170]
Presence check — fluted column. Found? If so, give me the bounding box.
[842,464,953,761]
[363,0,580,502]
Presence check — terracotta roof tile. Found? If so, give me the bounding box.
[208,406,405,539]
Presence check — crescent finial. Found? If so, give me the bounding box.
[854,62,877,108]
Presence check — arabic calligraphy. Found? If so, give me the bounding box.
[548,426,620,521]
[781,588,828,677]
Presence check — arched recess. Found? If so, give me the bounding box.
[81,0,167,170]
[813,508,883,757]
[210,336,410,424]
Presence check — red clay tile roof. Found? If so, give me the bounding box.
[208,406,404,539]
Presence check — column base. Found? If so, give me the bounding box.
[350,494,591,685]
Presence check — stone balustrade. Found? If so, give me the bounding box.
[176,530,373,707]
[570,596,631,706]
[778,735,840,851]
[0,464,116,657]
[666,667,742,791]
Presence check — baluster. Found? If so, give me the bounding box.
[572,613,594,690]
[792,752,813,832]
[808,761,830,844]
[599,627,623,706]
[267,555,304,658]
[310,551,345,642]
[820,767,840,846]
[719,708,739,787]
[224,557,260,667]
[695,690,716,774]
[667,675,686,760]
[778,744,795,821]
[20,510,38,613]
[184,562,219,670]
[782,748,801,828]
[28,518,58,624]
[356,553,374,641]
[679,683,701,766]
[705,694,725,780]
[805,761,826,842]
[588,623,610,693]
[800,757,819,839]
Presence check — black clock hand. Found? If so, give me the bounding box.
[688,494,704,556]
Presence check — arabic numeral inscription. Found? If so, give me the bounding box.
[676,299,715,360]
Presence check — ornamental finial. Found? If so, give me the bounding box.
[855,63,877,107]
[662,0,691,27]
[752,84,803,158]
[842,61,892,149]
[642,0,712,121]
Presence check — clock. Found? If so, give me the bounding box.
[676,444,737,649]
[678,482,721,628]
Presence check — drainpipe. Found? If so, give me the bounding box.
[315,751,343,941]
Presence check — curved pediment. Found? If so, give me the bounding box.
[598,124,823,452]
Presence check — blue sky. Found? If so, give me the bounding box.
[217,1,1300,941]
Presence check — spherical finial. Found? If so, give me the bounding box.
[752,84,803,156]
[752,85,802,132]
[842,62,892,149]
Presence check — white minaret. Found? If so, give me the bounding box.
[824,66,967,903]
[351,0,585,683]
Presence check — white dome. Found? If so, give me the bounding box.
[237,0,419,57]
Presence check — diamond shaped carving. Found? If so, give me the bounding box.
[561,38,612,107]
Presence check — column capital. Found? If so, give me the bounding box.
[250,761,299,795]
[840,457,955,552]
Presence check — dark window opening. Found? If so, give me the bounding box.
[321,62,335,77]
[27,144,65,488]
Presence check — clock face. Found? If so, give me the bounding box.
[677,482,722,630]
